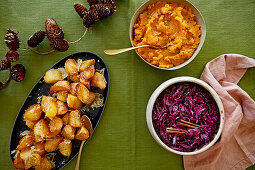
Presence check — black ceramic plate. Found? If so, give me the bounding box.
[10,52,109,169]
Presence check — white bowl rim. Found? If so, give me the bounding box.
[129,0,207,71]
[146,76,225,155]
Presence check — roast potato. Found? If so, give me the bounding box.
[56,91,68,102]
[24,104,42,121]
[91,72,107,90]
[25,119,37,129]
[57,100,68,115]
[59,139,72,157]
[37,156,54,170]
[65,59,78,76]
[79,59,95,72]
[34,119,50,139]
[16,131,34,151]
[33,142,46,156]
[70,83,79,96]
[14,153,25,169]
[80,65,95,80]
[67,94,83,109]
[62,113,69,125]
[67,74,80,82]
[69,110,82,128]
[80,77,91,89]
[30,153,42,167]
[50,80,71,93]
[77,84,96,106]
[45,136,64,152]
[49,116,63,133]
[61,125,76,140]
[41,96,58,119]
[75,126,90,141]
[44,69,63,84]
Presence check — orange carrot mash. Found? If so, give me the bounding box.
[133,1,201,68]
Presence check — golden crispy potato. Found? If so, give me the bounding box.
[62,125,76,140]
[16,131,34,151]
[24,104,42,121]
[70,83,79,96]
[33,142,46,157]
[30,153,42,167]
[91,72,107,90]
[45,136,64,152]
[25,119,37,129]
[20,148,33,169]
[34,135,44,143]
[67,74,80,82]
[57,100,68,115]
[49,116,63,133]
[65,59,78,76]
[77,84,96,106]
[14,153,25,169]
[75,127,90,141]
[36,156,54,170]
[50,80,71,93]
[67,94,83,109]
[80,65,95,80]
[62,113,69,125]
[59,139,72,157]
[56,91,68,102]
[79,59,95,72]
[41,96,58,119]
[69,110,82,128]
[76,84,89,103]
[34,119,50,139]
[46,130,60,139]
[80,77,91,89]
[44,69,63,84]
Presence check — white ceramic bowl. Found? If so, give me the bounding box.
[146,76,224,155]
[129,0,206,70]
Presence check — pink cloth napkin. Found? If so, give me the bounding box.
[183,54,255,170]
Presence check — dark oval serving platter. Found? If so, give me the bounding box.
[10,51,109,169]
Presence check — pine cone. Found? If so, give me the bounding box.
[4,29,20,51]
[102,3,116,15]
[74,3,88,18]
[0,60,11,71]
[6,50,19,62]
[100,0,115,4]
[90,4,111,18]
[27,31,46,47]
[87,0,99,6]
[83,9,99,28]
[11,64,25,82]
[50,39,69,52]
[45,17,64,42]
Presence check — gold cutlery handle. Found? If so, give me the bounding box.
[104,45,150,55]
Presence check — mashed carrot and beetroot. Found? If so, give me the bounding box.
[133,1,201,68]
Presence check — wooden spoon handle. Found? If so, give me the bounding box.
[104,44,150,55]
[75,140,86,170]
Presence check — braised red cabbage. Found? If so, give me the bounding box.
[152,82,220,152]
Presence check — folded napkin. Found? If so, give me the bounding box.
[183,54,255,170]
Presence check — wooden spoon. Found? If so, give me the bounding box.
[75,115,93,170]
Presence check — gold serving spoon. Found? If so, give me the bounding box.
[104,44,171,55]
[75,115,93,170]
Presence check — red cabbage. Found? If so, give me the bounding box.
[152,82,220,152]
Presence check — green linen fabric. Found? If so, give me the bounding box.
[0,0,254,169]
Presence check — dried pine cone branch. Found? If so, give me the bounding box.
[103,3,116,15]
[0,60,11,71]
[87,0,99,6]
[5,29,20,51]
[90,4,111,18]
[50,39,69,52]
[45,17,64,42]
[74,3,88,18]
[27,31,46,47]
[11,64,25,82]
[83,9,99,28]
[6,50,19,62]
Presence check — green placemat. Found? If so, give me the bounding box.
[0,0,254,169]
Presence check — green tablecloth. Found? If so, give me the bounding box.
[0,0,254,169]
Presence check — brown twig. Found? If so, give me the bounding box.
[18,48,55,55]
[68,27,90,45]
